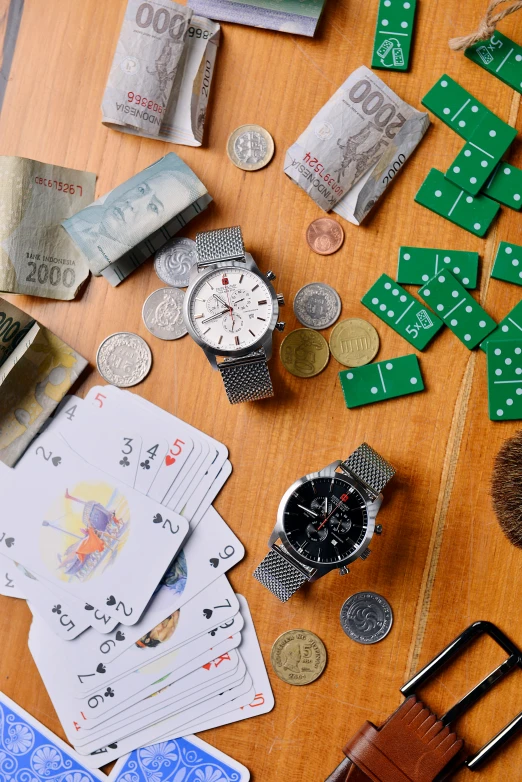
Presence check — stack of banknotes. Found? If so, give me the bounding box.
[62,152,211,286]
[284,66,430,224]
[102,0,220,147]
[0,385,273,767]
[0,297,87,467]
[188,0,326,37]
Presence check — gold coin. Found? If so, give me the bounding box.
[280,328,330,378]
[271,629,327,686]
[226,124,275,171]
[329,318,379,367]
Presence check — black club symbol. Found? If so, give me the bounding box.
[140,459,150,470]
[119,456,130,467]
[104,687,115,698]
[52,605,62,614]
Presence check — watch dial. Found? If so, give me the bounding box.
[188,268,273,351]
[282,477,368,565]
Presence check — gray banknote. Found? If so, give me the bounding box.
[188,0,325,36]
[284,66,430,214]
[62,152,211,286]
[0,157,96,300]
[102,0,193,137]
[0,297,87,467]
[106,15,220,147]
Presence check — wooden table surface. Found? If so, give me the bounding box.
[2,1,522,779]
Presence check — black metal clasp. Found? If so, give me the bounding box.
[400,621,522,773]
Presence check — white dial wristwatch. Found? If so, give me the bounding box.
[183,226,285,404]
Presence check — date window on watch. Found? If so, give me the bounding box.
[222,277,229,285]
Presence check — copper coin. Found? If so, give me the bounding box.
[306,218,345,256]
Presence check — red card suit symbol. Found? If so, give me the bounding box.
[106,595,116,606]
[209,558,219,568]
[203,608,213,619]
[96,663,106,674]
[165,454,176,466]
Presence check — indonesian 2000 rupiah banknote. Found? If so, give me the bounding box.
[188,0,326,37]
[62,152,211,286]
[0,157,96,300]
[284,66,430,221]
[0,297,87,467]
[102,3,220,147]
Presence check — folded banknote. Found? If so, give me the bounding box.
[0,157,96,300]
[62,152,211,286]
[284,66,430,222]
[0,298,87,467]
[102,0,220,146]
[188,0,325,36]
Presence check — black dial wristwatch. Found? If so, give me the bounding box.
[253,443,395,602]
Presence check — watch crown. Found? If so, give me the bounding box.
[276,293,285,306]
[375,524,383,535]
[266,270,276,281]
[339,566,350,576]
[359,548,371,561]
[275,322,286,332]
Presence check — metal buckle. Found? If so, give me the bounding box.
[401,621,522,772]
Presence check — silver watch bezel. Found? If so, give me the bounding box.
[182,252,279,360]
[269,461,381,575]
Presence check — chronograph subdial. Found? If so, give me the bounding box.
[306,522,328,542]
[222,312,244,333]
[230,288,252,311]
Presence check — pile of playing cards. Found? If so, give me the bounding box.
[0,386,273,768]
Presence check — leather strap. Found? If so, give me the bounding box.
[324,697,464,782]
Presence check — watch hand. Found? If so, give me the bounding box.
[201,309,229,324]
[233,298,245,304]
[297,504,318,518]
[331,531,344,543]
[213,293,229,309]
[317,500,343,531]
[225,285,235,329]
[323,497,328,515]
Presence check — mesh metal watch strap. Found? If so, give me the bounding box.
[253,545,313,602]
[218,350,274,404]
[340,443,395,496]
[196,226,245,267]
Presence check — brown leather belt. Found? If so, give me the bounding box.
[325,622,522,782]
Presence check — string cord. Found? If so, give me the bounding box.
[449,0,522,51]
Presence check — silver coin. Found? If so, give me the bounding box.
[96,332,152,388]
[142,287,187,341]
[293,283,341,330]
[340,592,393,645]
[154,237,198,288]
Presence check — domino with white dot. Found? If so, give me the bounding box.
[421,74,495,141]
[419,270,497,350]
[491,241,522,286]
[483,162,522,210]
[445,114,517,196]
[487,339,522,420]
[480,300,522,353]
[339,354,424,408]
[397,246,479,289]
[372,0,417,71]
[465,31,522,95]
[361,273,444,349]
[414,168,500,237]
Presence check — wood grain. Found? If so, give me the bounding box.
[1,0,522,779]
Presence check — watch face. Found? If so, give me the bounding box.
[282,477,369,565]
[187,267,274,351]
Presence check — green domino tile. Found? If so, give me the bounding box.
[445,115,517,196]
[372,0,417,71]
[419,270,497,349]
[465,32,522,94]
[480,300,522,352]
[421,74,494,141]
[483,162,522,210]
[487,339,522,421]
[414,169,500,237]
[361,273,444,350]
[397,246,478,288]
[491,241,522,286]
[339,354,424,408]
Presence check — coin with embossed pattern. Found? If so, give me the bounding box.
[154,237,197,288]
[227,124,275,171]
[142,288,187,341]
[340,592,393,645]
[293,282,341,330]
[96,332,152,387]
[271,629,327,685]
[306,218,345,256]
[280,329,330,378]
[330,318,379,367]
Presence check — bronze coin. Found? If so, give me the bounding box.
[306,218,345,256]
[271,629,327,685]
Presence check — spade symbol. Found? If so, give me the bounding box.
[203,608,213,619]
[85,604,94,612]
[96,663,106,674]
[209,558,219,568]
[5,538,14,548]
[115,631,125,642]
[51,456,61,466]
[106,595,116,607]
[152,513,162,525]
[209,628,218,637]
[108,744,118,750]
